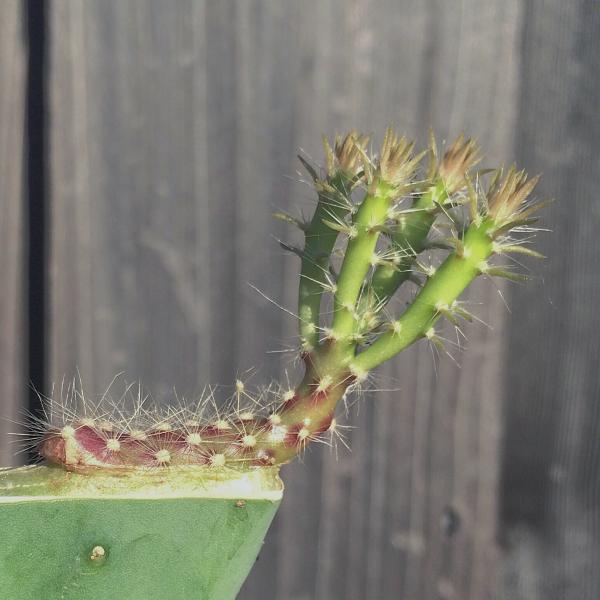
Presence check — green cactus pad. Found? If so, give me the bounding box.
[0,465,282,600]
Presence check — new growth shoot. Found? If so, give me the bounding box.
[37,129,546,472]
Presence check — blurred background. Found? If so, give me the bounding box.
[1,1,599,599]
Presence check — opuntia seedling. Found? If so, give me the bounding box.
[0,129,547,600]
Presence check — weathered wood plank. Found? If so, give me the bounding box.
[0,1,26,467]
[50,0,215,395]
[501,2,600,599]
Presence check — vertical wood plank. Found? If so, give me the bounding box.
[0,1,26,466]
[232,2,301,596]
[501,2,600,599]
[50,0,215,396]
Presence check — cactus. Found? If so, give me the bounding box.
[1,129,547,599]
[0,465,281,599]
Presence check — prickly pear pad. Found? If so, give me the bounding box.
[0,466,282,600]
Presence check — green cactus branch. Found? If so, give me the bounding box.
[330,179,396,343]
[330,132,424,354]
[367,185,441,303]
[297,133,368,350]
[353,216,495,372]
[297,172,352,349]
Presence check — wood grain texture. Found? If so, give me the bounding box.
[0,1,26,467]
[46,1,598,599]
[500,2,600,599]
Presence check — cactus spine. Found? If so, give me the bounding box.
[36,129,544,471]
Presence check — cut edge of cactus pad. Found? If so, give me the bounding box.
[0,464,284,501]
[0,465,282,600]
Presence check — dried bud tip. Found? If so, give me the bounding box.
[377,128,423,188]
[323,130,370,180]
[487,167,540,223]
[435,134,481,194]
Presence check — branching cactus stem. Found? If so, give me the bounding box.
[35,129,546,473]
[0,128,549,600]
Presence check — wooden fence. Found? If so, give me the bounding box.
[1,1,598,598]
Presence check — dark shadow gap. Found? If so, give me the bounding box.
[25,0,47,459]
